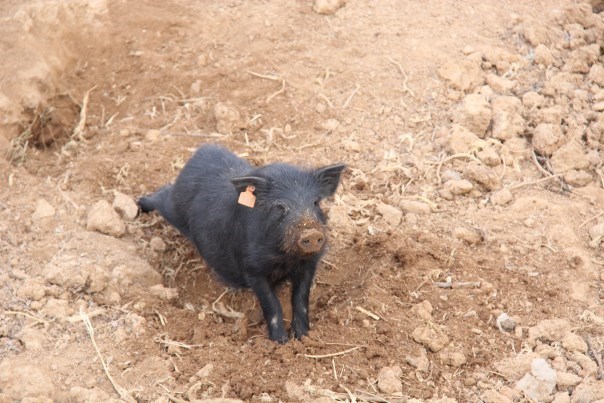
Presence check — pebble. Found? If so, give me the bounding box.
[411,325,449,352]
[444,179,473,195]
[550,141,590,173]
[32,199,55,222]
[491,96,525,140]
[453,93,492,137]
[555,371,581,387]
[398,200,431,215]
[486,74,516,93]
[453,227,484,245]
[150,237,167,252]
[376,366,403,394]
[564,169,593,187]
[112,191,139,221]
[528,318,571,342]
[531,123,565,156]
[534,44,555,66]
[437,59,485,92]
[86,200,126,237]
[313,0,346,14]
[376,203,402,227]
[149,284,179,300]
[561,331,587,353]
[214,102,245,134]
[438,347,467,367]
[496,313,516,332]
[405,347,430,372]
[145,129,161,142]
[522,91,545,109]
[491,189,513,206]
[410,300,433,321]
[196,363,214,379]
[464,161,501,190]
[447,124,485,154]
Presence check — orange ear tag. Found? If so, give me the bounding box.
[238,185,256,208]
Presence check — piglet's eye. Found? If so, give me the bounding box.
[314,198,321,206]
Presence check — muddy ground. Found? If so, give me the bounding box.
[1,0,604,402]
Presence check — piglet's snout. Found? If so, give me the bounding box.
[298,229,325,254]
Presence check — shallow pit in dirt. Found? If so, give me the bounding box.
[1,0,604,402]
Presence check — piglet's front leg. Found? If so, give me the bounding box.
[246,275,288,343]
[290,264,318,339]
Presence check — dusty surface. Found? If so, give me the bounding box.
[1,0,604,402]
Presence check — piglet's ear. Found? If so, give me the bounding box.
[231,176,269,194]
[313,163,346,198]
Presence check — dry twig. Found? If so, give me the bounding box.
[72,86,97,141]
[300,346,363,359]
[80,308,135,403]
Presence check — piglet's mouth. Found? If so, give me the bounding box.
[283,218,328,256]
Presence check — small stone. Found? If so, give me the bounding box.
[491,96,525,140]
[86,200,126,237]
[555,371,581,387]
[491,189,513,206]
[150,237,167,252]
[438,347,467,367]
[464,161,501,190]
[196,363,214,379]
[410,300,433,321]
[149,284,178,300]
[495,352,540,379]
[531,358,556,386]
[496,313,517,332]
[214,102,245,134]
[486,74,516,93]
[571,377,604,401]
[437,59,485,92]
[589,222,604,241]
[515,374,554,402]
[112,191,138,221]
[377,366,402,394]
[477,147,501,167]
[167,344,182,355]
[405,347,429,372]
[538,105,565,125]
[588,63,604,87]
[561,332,587,353]
[32,199,55,222]
[453,227,484,245]
[129,141,142,151]
[313,0,346,14]
[70,387,114,403]
[481,389,512,403]
[522,91,545,109]
[447,125,485,154]
[532,123,565,156]
[376,203,402,227]
[534,44,554,66]
[322,118,340,131]
[343,140,361,153]
[145,129,161,142]
[398,200,431,215]
[411,325,449,352]
[550,141,590,173]
[552,391,570,403]
[18,328,47,350]
[528,318,571,342]
[41,298,74,322]
[16,278,46,301]
[563,170,592,187]
[453,94,492,137]
[444,179,473,195]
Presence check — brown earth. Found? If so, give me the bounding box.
[1,0,604,402]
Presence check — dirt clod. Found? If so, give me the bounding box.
[86,200,126,237]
